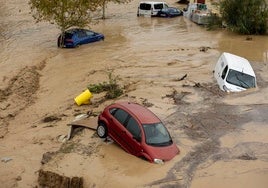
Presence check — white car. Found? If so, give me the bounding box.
[214,52,257,92]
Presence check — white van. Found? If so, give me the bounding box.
[137,1,169,17]
[214,52,257,92]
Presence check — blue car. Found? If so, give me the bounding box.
[156,7,183,17]
[57,28,104,48]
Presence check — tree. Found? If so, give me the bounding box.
[220,0,268,34]
[29,0,102,32]
[98,0,131,19]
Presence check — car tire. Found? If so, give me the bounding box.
[97,122,108,138]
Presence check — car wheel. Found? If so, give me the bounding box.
[97,122,108,138]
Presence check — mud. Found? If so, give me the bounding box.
[149,84,268,187]
[1,0,268,188]
[38,169,83,188]
[0,63,44,138]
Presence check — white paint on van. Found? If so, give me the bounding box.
[214,52,257,92]
[137,1,168,17]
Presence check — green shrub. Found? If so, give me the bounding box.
[88,72,123,99]
[206,13,223,30]
[220,0,268,34]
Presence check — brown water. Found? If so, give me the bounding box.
[0,0,268,187]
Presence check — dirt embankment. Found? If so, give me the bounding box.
[0,61,46,138]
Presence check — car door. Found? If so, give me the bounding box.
[109,108,132,152]
[85,30,96,43]
[123,116,143,155]
[77,30,88,45]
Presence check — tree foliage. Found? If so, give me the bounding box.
[29,0,102,32]
[220,0,268,34]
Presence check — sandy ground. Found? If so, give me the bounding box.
[1,0,268,187]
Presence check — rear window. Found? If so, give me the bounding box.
[139,3,151,10]
[64,32,73,39]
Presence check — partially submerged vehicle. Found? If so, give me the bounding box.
[183,0,211,25]
[57,28,104,48]
[137,1,169,17]
[156,7,183,17]
[214,52,257,92]
[97,101,179,164]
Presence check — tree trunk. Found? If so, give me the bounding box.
[102,1,106,19]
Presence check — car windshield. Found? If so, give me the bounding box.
[226,69,256,89]
[142,123,172,146]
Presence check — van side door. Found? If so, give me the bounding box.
[153,3,164,15]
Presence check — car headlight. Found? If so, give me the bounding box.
[154,159,164,164]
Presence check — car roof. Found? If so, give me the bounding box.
[114,102,161,124]
[65,28,89,34]
[222,52,256,76]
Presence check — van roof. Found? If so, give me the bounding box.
[139,1,166,4]
[222,52,256,76]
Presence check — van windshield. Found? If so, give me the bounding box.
[226,69,256,89]
[143,123,172,147]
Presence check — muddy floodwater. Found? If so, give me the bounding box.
[1,0,268,187]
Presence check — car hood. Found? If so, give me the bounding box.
[144,143,179,162]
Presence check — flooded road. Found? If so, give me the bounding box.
[0,0,268,187]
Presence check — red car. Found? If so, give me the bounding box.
[97,101,179,163]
